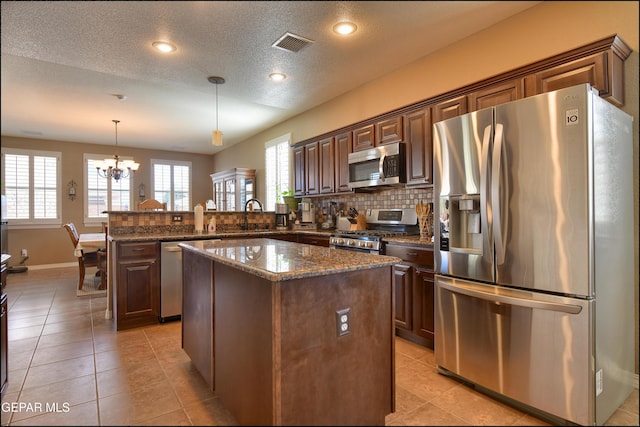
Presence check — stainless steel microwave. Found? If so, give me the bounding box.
[348,142,406,189]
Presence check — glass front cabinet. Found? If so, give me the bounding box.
[210,168,255,211]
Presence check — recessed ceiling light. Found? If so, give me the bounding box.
[269,73,287,82]
[152,41,177,53]
[333,21,357,35]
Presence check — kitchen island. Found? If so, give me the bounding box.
[178,238,401,426]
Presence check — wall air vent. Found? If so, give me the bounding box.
[272,32,315,53]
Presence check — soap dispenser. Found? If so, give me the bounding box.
[208,216,217,233]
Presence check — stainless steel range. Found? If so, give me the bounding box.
[330,208,418,254]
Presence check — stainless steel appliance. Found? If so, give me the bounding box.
[160,241,183,322]
[330,208,418,254]
[348,142,406,189]
[298,199,315,224]
[275,203,290,230]
[432,84,634,426]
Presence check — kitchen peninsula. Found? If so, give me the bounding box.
[178,238,401,426]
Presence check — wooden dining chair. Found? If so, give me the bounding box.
[64,223,100,290]
[138,199,167,211]
[96,222,108,290]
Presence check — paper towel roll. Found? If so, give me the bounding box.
[194,205,204,232]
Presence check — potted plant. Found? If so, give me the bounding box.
[281,189,300,212]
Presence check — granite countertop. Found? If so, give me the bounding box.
[383,235,435,249]
[179,238,401,282]
[109,229,334,242]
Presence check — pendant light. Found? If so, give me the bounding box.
[208,76,225,146]
[95,119,139,181]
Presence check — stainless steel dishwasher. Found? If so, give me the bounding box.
[160,241,183,322]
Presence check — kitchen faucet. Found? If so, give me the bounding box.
[243,198,264,230]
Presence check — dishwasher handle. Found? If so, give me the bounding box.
[163,246,182,252]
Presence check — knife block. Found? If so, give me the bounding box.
[350,215,367,231]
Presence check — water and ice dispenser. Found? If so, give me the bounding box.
[439,195,482,254]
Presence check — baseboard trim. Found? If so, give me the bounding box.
[22,262,77,270]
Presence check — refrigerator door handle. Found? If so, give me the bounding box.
[492,123,506,265]
[480,125,492,251]
[437,276,583,314]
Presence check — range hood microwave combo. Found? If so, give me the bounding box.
[348,142,407,189]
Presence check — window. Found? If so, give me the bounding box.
[85,154,134,224]
[265,133,292,211]
[151,159,191,211]
[1,148,61,227]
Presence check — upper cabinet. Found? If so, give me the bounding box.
[352,124,375,152]
[211,168,255,211]
[291,35,630,194]
[376,116,404,146]
[523,49,627,106]
[404,108,433,186]
[433,95,468,123]
[468,79,524,112]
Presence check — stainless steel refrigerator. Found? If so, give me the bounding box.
[432,83,634,426]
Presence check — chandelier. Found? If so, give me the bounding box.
[96,119,140,181]
[208,76,225,146]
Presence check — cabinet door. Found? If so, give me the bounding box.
[293,146,305,197]
[334,131,352,193]
[224,178,236,211]
[468,79,524,111]
[376,116,403,146]
[298,234,330,247]
[116,257,159,329]
[404,108,432,186]
[393,263,412,330]
[304,141,319,195]
[352,124,375,152]
[433,95,468,123]
[414,266,434,342]
[213,180,224,211]
[319,137,335,194]
[524,51,622,104]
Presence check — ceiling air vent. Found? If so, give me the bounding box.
[272,32,315,53]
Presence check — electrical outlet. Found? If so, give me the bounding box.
[335,308,350,337]
[21,248,28,257]
[172,214,183,222]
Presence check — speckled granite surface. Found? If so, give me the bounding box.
[383,235,434,249]
[179,238,401,282]
[109,228,334,242]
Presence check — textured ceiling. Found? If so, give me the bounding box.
[1,1,539,154]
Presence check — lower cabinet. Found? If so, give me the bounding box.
[114,241,160,330]
[384,243,435,348]
[297,234,330,247]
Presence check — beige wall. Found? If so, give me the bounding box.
[1,136,214,266]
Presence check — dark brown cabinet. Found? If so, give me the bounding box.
[352,123,375,152]
[0,258,7,398]
[404,107,433,186]
[524,49,627,106]
[293,146,305,197]
[468,79,524,111]
[298,234,330,247]
[433,94,468,123]
[319,137,335,194]
[114,241,160,330]
[376,116,403,146]
[385,243,435,348]
[334,131,352,193]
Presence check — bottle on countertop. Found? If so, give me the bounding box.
[208,216,217,233]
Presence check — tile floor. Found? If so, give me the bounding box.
[1,266,638,426]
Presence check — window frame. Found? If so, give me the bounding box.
[264,133,292,211]
[83,153,136,226]
[150,159,192,211]
[1,147,62,229]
